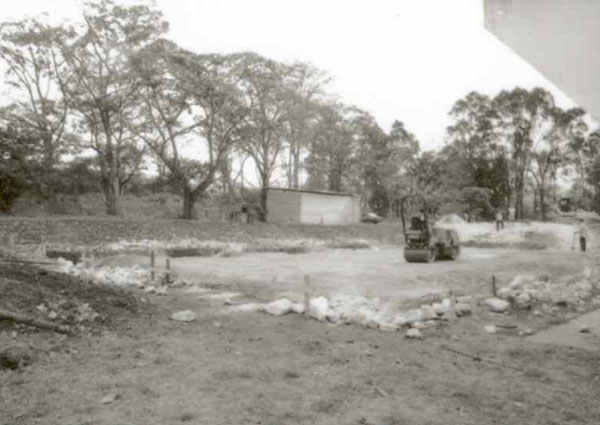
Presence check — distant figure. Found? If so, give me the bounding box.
[495,210,504,231]
[508,206,516,222]
[573,218,589,252]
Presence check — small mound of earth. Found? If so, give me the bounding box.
[0,260,147,334]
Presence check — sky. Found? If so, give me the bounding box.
[0,0,579,151]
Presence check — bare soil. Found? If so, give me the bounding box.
[1,217,600,425]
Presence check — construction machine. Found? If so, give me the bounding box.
[400,195,460,263]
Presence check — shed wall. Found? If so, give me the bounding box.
[300,192,355,225]
[266,189,302,224]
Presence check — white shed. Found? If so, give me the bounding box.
[266,188,360,225]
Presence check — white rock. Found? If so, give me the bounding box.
[486,298,510,313]
[170,310,196,322]
[411,321,426,329]
[326,311,342,324]
[379,323,398,332]
[484,325,497,334]
[229,302,264,313]
[291,302,305,314]
[405,328,423,339]
[523,328,534,336]
[516,292,532,306]
[144,286,156,294]
[100,393,120,405]
[497,287,514,299]
[404,309,425,324]
[455,303,472,317]
[419,305,437,320]
[36,304,48,314]
[308,297,329,321]
[509,275,534,290]
[47,311,58,320]
[264,299,293,316]
[433,299,452,316]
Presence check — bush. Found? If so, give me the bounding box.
[0,173,26,213]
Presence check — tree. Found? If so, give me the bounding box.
[237,54,291,220]
[59,0,168,215]
[530,107,586,219]
[493,88,556,219]
[132,41,248,219]
[0,123,39,212]
[305,102,358,193]
[281,62,329,189]
[0,18,73,198]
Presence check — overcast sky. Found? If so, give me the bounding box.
[1,0,579,151]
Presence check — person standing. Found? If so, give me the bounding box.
[495,209,504,231]
[572,218,589,252]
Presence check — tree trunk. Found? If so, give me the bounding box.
[182,185,197,220]
[293,146,300,189]
[540,184,546,221]
[515,171,525,220]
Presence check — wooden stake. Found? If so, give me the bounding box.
[165,258,171,284]
[150,250,156,281]
[492,275,497,297]
[303,275,311,315]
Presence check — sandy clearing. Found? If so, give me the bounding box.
[104,246,593,307]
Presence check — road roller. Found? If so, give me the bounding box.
[400,195,460,263]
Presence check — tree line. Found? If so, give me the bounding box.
[1,0,597,220]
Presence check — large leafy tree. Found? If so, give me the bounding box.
[237,54,291,220]
[0,19,73,198]
[59,0,168,215]
[492,87,557,219]
[132,41,248,219]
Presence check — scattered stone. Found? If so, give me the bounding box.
[170,310,196,322]
[10,331,17,339]
[228,302,264,313]
[579,325,591,334]
[144,286,156,294]
[497,287,513,299]
[455,303,472,317]
[100,393,120,405]
[309,297,329,321]
[433,298,452,316]
[47,311,58,320]
[411,321,425,329]
[379,323,397,332]
[36,304,48,314]
[291,302,305,314]
[523,328,534,336]
[516,292,532,307]
[419,305,437,320]
[264,299,293,316]
[484,325,497,334]
[486,298,510,313]
[405,328,423,340]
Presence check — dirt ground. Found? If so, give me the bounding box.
[102,246,594,308]
[2,219,600,425]
[2,291,599,425]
